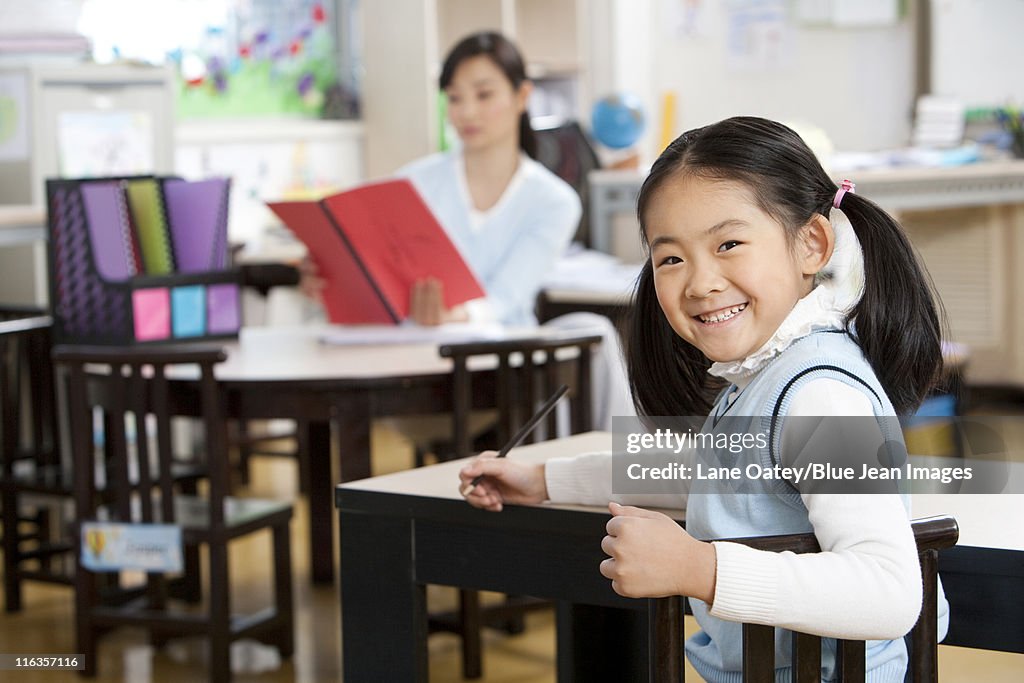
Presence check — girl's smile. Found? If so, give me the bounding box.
[646,176,826,363]
[694,302,748,325]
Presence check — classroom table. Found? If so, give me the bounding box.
[336,431,1024,679]
[335,431,686,682]
[184,324,516,584]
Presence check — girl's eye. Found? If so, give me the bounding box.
[718,240,740,252]
[447,94,461,104]
[657,255,683,267]
[478,90,493,100]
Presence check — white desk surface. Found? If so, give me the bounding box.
[340,431,612,501]
[214,325,453,382]
[212,323,587,383]
[341,430,1024,551]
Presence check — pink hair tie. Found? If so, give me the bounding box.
[833,179,855,208]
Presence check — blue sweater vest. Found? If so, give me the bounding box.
[684,331,919,683]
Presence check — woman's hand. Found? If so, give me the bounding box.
[410,278,468,326]
[458,451,548,512]
[297,255,326,301]
[600,502,717,603]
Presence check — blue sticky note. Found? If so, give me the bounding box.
[171,285,206,338]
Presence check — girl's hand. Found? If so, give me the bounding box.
[600,502,717,603]
[458,451,548,512]
[410,278,468,326]
[297,255,326,301]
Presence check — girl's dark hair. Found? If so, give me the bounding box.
[439,31,537,159]
[629,116,942,417]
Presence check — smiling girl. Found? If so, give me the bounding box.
[460,117,948,681]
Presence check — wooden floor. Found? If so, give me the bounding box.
[2,424,1022,681]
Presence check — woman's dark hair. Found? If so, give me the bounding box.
[439,31,536,159]
[629,116,942,417]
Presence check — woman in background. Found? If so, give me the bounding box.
[398,31,580,327]
[304,31,580,327]
[304,31,633,426]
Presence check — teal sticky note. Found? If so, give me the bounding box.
[171,285,206,338]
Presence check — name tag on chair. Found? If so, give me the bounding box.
[80,522,183,573]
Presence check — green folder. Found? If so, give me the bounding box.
[125,179,175,275]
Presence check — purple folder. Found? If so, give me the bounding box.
[80,182,139,281]
[164,178,231,273]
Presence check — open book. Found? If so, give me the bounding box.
[268,179,484,324]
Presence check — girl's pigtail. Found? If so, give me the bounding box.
[627,261,720,418]
[840,193,942,414]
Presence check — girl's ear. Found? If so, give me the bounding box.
[517,80,533,113]
[799,214,835,276]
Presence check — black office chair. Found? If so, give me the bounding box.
[534,120,602,247]
[54,344,294,681]
[429,333,603,679]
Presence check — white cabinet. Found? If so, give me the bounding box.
[0,63,174,305]
[360,0,593,178]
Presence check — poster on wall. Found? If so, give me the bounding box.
[0,72,30,162]
[57,110,155,177]
[725,0,793,72]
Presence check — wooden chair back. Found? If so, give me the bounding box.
[440,333,603,460]
[649,515,959,682]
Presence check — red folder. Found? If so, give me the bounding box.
[268,179,484,324]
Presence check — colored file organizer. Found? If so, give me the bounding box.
[46,176,241,345]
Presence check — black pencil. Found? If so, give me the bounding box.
[460,384,569,496]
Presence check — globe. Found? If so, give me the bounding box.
[590,93,645,149]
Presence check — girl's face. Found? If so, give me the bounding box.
[444,55,530,153]
[646,175,824,363]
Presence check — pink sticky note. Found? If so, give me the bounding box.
[132,288,171,341]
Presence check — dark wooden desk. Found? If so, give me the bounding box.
[335,432,686,682]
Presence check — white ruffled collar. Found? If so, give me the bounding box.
[707,208,864,390]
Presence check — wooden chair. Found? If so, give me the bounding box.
[432,333,602,679]
[648,515,959,682]
[0,310,74,611]
[54,344,294,681]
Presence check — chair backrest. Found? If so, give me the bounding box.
[52,344,229,529]
[439,333,603,459]
[1,313,60,476]
[649,515,959,683]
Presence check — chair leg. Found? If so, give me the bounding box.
[208,542,232,683]
[459,588,484,679]
[180,543,202,604]
[76,568,98,677]
[273,522,295,658]
[234,421,252,487]
[3,491,23,612]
